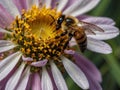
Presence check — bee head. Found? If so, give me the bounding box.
[65,16,78,26]
[57,15,65,25]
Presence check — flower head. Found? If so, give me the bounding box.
[0,0,119,90]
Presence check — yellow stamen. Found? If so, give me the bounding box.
[10,6,69,61]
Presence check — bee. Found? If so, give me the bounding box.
[55,15,104,52]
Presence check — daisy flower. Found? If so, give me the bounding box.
[0,0,119,90]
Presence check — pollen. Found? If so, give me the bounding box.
[9,6,69,61]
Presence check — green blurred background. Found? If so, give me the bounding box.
[65,0,120,90]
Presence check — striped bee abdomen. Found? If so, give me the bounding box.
[74,30,87,52]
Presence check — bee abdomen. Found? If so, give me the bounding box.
[78,37,87,52]
[74,31,87,52]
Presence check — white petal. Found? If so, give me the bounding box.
[87,38,112,54]
[57,0,68,12]
[63,0,100,16]
[40,0,52,8]
[31,59,48,67]
[5,62,25,90]
[0,45,16,53]
[26,0,39,9]
[0,52,22,81]
[0,0,20,17]
[0,52,21,68]
[61,56,89,89]
[0,40,16,53]
[41,67,53,90]
[87,25,119,40]
[63,0,83,15]
[0,40,13,46]
[16,66,30,90]
[87,26,119,40]
[50,61,68,90]
[82,16,115,25]
[69,38,77,47]
[0,28,11,34]
[64,50,75,55]
[22,56,33,61]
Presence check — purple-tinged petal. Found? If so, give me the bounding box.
[73,52,102,89]
[48,70,58,90]
[0,66,17,90]
[0,4,14,28]
[41,67,53,90]
[61,56,89,89]
[0,0,20,18]
[63,0,100,17]
[64,50,75,55]
[5,62,25,90]
[0,53,4,60]
[31,59,48,67]
[22,56,33,61]
[76,62,102,90]
[16,66,30,90]
[69,38,77,47]
[76,65,102,90]
[0,33,4,40]
[32,73,41,90]
[87,38,112,54]
[73,52,102,82]
[0,52,22,81]
[13,0,27,14]
[0,84,4,90]
[50,0,56,8]
[79,15,115,25]
[50,61,68,90]
[26,74,33,90]
[88,76,102,90]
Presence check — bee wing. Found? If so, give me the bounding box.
[78,21,104,35]
[78,21,119,40]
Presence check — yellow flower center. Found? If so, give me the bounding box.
[10,6,69,61]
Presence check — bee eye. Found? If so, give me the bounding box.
[57,15,65,24]
[65,18,75,26]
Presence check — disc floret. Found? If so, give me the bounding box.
[10,6,69,61]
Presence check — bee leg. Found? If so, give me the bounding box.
[56,25,61,30]
[63,32,74,49]
[55,30,68,39]
[68,33,74,41]
[61,30,68,36]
